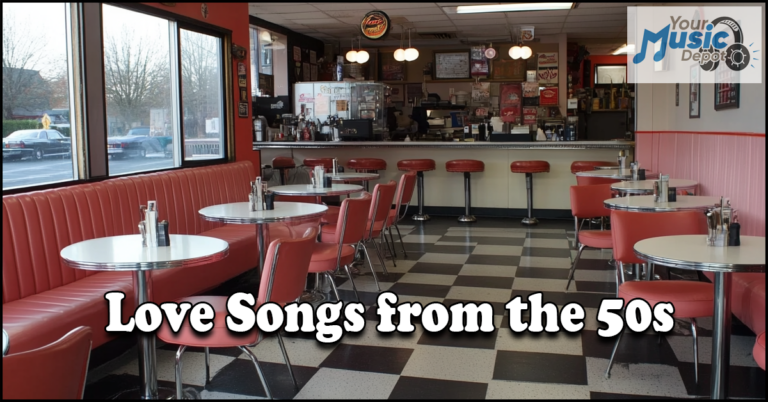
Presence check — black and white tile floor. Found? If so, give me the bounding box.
[85,217,765,399]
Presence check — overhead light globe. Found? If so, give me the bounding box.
[404,47,419,61]
[394,48,406,62]
[260,30,272,43]
[356,50,370,63]
[509,46,521,59]
[520,46,532,59]
[345,50,358,63]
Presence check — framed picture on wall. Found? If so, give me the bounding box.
[714,64,740,111]
[689,65,700,118]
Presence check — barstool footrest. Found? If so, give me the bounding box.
[522,217,539,226]
[412,214,430,221]
[458,215,476,223]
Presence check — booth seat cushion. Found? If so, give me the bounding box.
[704,272,765,335]
[2,272,134,355]
[755,332,765,370]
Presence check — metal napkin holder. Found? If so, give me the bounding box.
[653,174,670,203]
[249,177,267,211]
[706,197,732,247]
[139,200,170,247]
[311,165,325,188]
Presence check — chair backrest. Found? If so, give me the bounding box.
[611,210,708,265]
[3,326,92,399]
[258,227,318,305]
[570,184,613,219]
[334,192,373,245]
[576,176,621,186]
[368,180,397,229]
[394,172,417,221]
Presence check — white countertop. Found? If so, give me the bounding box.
[199,201,328,224]
[635,235,766,272]
[604,195,721,212]
[60,234,229,271]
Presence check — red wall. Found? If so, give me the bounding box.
[144,2,259,171]
[587,55,627,85]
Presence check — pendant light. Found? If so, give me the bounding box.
[356,37,369,64]
[508,28,532,60]
[404,28,419,61]
[345,38,357,63]
[394,26,406,61]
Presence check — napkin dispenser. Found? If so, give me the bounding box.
[311,166,326,188]
[249,177,266,211]
[706,197,733,247]
[617,150,628,169]
[139,200,170,247]
[332,158,339,175]
[653,174,670,203]
[630,162,640,181]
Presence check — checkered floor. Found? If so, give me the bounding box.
[85,217,765,399]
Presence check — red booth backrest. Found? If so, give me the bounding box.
[2,161,255,304]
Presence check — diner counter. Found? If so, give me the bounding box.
[254,140,634,150]
[257,141,634,214]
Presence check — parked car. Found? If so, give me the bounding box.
[107,132,164,159]
[109,126,173,158]
[3,129,71,161]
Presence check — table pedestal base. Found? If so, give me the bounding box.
[710,272,732,399]
[111,387,180,400]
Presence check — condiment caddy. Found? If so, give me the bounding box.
[706,197,739,247]
[138,201,170,247]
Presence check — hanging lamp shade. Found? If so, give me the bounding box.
[346,50,358,62]
[394,48,406,61]
[520,45,532,59]
[509,45,521,59]
[404,48,419,61]
[356,49,370,63]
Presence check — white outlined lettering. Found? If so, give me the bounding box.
[226,292,256,332]
[449,302,494,333]
[105,292,135,332]
[160,302,192,333]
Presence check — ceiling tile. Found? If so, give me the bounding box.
[564,21,627,28]
[506,16,566,24]
[371,2,442,9]
[381,7,443,16]
[534,28,563,35]
[281,12,328,20]
[403,15,450,22]
[325,10,367,19]
[505,10,570,17]
[566,14,624,22]
[452,18,508,26]
[576,3,637,8]
[568,7,628,16]
[410,20,458,28]
[250,4,319,14]
[312,3,375,11]
[564,26,623,33]
[290,18,342,25]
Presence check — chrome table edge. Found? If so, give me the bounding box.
[60,248,229,271]
[634,249,766,273]
[199,210,327,224]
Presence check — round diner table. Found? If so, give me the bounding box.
[577,168,659,180]
[604,195,720,212]
[199,201,327,276]
[60,234,229,400]
[328,172,379,183]
[634,235,765,399]
[269,183,364,197]
[593,165,621,170]
[611,179,698,195]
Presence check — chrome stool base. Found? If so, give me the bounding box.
[412,214,430,221]
[522,217,539,226]
[458,215,476,223]
[300,290,326,302]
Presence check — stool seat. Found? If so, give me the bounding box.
[304,158,334,170]
[570,161,618,174]
[511,160,550,174]
[398,159,436,172]
[446,159,485,173]
[272,156,296,169]
[348,158,386,171]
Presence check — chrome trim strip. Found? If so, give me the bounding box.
[61,248,229,271]
[603,202,713,212]
[634,249,766,273]
[199,210,327,224]
[254,141,635,150]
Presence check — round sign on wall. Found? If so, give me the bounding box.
[484,47,497,60]
[361,10,390,40]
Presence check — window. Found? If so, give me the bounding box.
[103,5,227,175]
[2,3,76,190]
[249,26,287,98]
[595,65,627,85]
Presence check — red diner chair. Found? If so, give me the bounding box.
[3,326,92,399]
[755,332,765,370]
[388,171,417,258]
[565,183,614,291]
[157,228,318,398]
[605,210,711,384]
[311,193,373,302]
[570,161,619,174]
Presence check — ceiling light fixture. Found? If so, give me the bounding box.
[508,28,532,60]
[612,44,634,55]
[345,38,358,63]
[356,37,369,64]
[394,26,406,62]
[260,30,273,43]
[456,3,574,14]
[404,28,419,62]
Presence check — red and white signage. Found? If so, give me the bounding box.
[539,87,558,106]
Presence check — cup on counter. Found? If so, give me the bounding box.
[264,191,275,210]
[323,176,333,188]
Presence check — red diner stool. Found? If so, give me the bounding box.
[510,160,550,225]
[397,159,436,221]
[157,228,318,398]
[570,161,618,174]
[565,183,614,291]
[446,160,484,222]
[755,332,765,370]
[348,158,387,191]
[605,210,710,384]
[303,158,334,172]
[272,156,296,185]
[3,326,92,399]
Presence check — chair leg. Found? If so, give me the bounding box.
[691,318,699,384]
[359,242,381,290]
[238,346,273,400]
[371,239,389,275]
[388,227,398,260]
[383,230,397,267]
[325,271,341,301]
[175,345,187,400]
[394,224,407,257]
[276,332,299,390]
[604,311,626,379]
[343,264,361,302]
[618,261,626,286]
[566,244,586,291]
[204,347,211,385]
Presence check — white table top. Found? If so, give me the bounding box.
[612,179,699,194]
[593,165,620,170]
[635,235,766,273]
[576,168,633,179]
[268,184,363,196]
[3,329,8,357]
[604,195,721,212]
[199,201,328,224]
[60,234,229,271]
[328,172,379,181]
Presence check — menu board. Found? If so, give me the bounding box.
[380,52,405,81]
[434,51,470,79]
[492,59,526,81]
